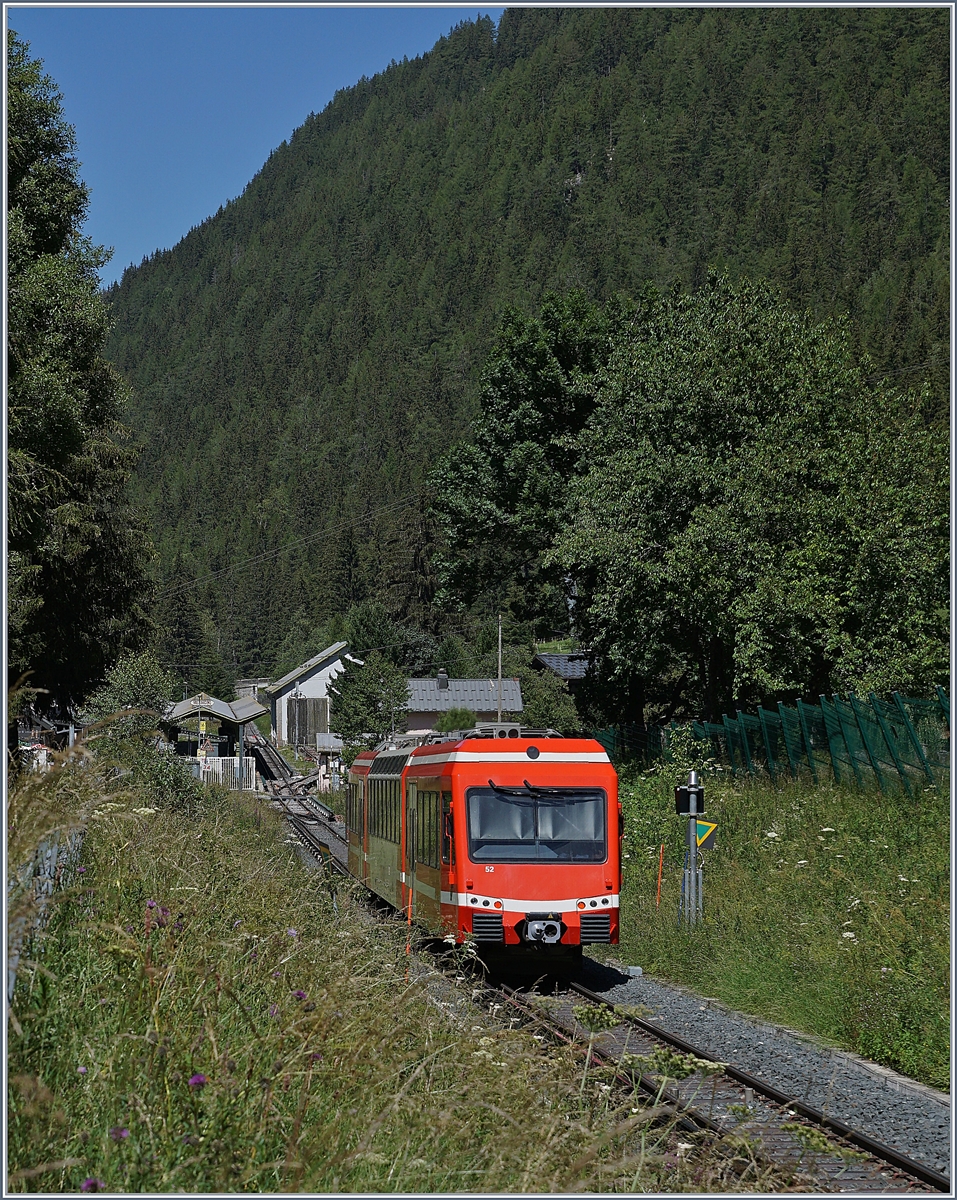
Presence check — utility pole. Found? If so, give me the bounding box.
[497,613,503,721]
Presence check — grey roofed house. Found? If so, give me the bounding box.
[405,671,522,729]
[264,641,350,697]
[532,652,590,681]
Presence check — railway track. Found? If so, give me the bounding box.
[271,781,948,1193]
[475,976,949,1194]
[272,789,350,876]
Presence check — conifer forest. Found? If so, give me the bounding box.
[10,8,950,723]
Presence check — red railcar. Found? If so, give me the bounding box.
[346,727,621,962]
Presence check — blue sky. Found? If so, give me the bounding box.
[8,6,504,286]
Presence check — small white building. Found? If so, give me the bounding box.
[265,641,352,748]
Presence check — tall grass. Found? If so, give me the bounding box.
[615,762,950,1089]
[9,772,791,1193]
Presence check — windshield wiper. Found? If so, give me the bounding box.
[486,779,576,804]
[487,778,535,798]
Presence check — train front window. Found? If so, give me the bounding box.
[466,784,607,863]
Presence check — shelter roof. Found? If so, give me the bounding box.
[167,692,267,726]
[265,642,349,697]
[406,678,523,713]
[230,695,269,724]
[533,652,590,680]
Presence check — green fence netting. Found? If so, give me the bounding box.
[592,691,949,793]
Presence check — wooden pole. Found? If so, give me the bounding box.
[497,613,503,721]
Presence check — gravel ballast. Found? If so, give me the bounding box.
[581,955,951,1178]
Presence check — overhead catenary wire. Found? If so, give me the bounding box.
[154,493,424,601]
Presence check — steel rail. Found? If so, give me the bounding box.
[568,980,950,1193]
[494,981,727,1136]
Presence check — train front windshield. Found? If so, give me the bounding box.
[466,785,607,863]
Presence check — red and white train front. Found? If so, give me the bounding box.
[405,734,621,953]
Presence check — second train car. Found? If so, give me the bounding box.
[346,725,621,963]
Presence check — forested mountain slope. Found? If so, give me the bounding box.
[104,7,949,684]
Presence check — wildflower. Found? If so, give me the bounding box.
[310,1052,323,1061]
[125,925,134,933]
[155,906,170,927]
[78,867,87,874]
[292,989,307,1000]
[77,1066,87,1074]
[146,899,157,909]
[81,1179,105,1193]
[272,970,282,978]
[109,1126,129,1141]
[287,928,298,938]
[188,1073,207,1089]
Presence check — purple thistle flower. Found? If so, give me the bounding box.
[78,866,87,874]
[146,899,157,909]
[155,906,169,928]
[310,1052,323,1061]
[286,928,297,938]
[81,1180,104,1193]
[109,1126,129,1141]
[125,925,134,933]
[77,1066,87,1074]
[188,1073,207,1089]
[292,989,307,1000]
[272,970,281,978]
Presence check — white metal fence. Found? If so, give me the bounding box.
[184,756,256,791]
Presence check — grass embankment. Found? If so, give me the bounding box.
[9,766,787,1194]
[616,763,949,1090]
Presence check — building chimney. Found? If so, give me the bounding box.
[437,669,449,689]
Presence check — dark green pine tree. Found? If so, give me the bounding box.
[7,30,153,711]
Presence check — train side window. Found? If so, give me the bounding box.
[415,789,439,868]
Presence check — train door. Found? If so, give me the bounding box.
[404,780,416,920]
